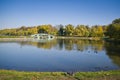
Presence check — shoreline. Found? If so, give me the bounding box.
[0,69,120,80]
[56,36,102,40]
[0,38,33,41]
[0,36,102,41]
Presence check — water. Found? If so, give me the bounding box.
[0,39,120,72]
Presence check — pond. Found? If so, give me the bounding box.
[0,39,120,72]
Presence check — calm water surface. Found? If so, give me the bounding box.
[0,39,120,72]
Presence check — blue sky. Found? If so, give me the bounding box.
[0,0,120,29]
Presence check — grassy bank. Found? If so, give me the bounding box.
[54,36,102,40]
[0,36,103,42]
[0,36,26,38]
[0,38,32,41]
[0,70,120,80]
[0,36,102,39]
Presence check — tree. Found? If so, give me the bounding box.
[37,25,47,33]
[89,26,96,37]
[58,25,65,36]
[74,25,83,36]
[74,25,90,37]
[0,18,119,38]
[37,25,58,35]
[50,27,58,35]
[65,24,74,36]
[112,18,120,24]
[89,25,104,37]
[96,26,104,37]
[105,18,120,39]
[106,24,120,39]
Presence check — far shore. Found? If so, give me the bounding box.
[56,36,102,40]
[0,38,33,41]
[0,36,103,41]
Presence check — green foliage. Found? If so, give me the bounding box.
[0,25,104,37]
[0,26,38,36]
[106,18,120,39]
[65,24,74,36]
[0,25,58,36]
[74,25,90,37]
[90,25,104,37]
[0,70,120,80]
[0,18,120,38]
[37,25,58,35]
[0,24,105,37]
[74,70,120,80]
[112,18,120,24]
[58,24,66,36]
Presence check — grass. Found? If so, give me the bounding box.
[74,70,120,80]
[56,36,103,40]
[0,36,22,38]
[0,70,120,80]
[0,36,31,38]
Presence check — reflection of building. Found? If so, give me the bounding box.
[31,33,55,40]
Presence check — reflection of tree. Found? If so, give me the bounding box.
[20,39,57,49]
[19,39,104,52]
[64,39,74,50]
[75,40,90,51]
[19,39,120,68]
[58,39,104,52]
[90,40,105,53]
[57,39,64,50]
[105,42,120,67]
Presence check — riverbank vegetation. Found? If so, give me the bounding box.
[0,70,120,80]
[105,18,120,41]
[0,24,104,37]
[0,18,120,40]
[0,18,120,41]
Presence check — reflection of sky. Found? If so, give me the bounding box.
[0,41,120,72]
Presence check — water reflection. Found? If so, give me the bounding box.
[20,39,57,49]
[19,39,104,52]
[0,39,120,72]
[105,42,120,67]
[18,39,120,68]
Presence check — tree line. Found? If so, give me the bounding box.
[0,18,120,39]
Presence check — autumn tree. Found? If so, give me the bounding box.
[89,25,104,37]
[65,24,74,36]
[37,25,58,35]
